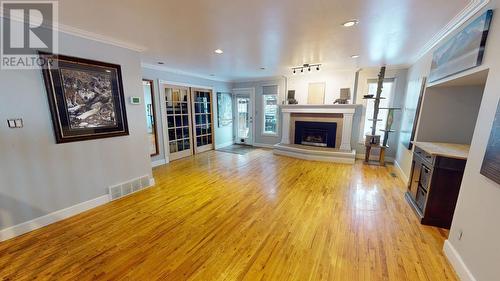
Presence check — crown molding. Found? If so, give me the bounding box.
[0,10,146,52]
[231,75,285,84]
[412,0,490,63]
[57,23,146,52]
[141,63,231,83]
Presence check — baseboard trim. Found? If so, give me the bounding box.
[253,142,276,149]
[394,160,410,185]
[215,141,234,149]
[0,195,109,242]
[152,159,167,167]
[0,177,156,243]
[444,240,477,281]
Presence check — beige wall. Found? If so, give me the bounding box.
[395,1,500,280]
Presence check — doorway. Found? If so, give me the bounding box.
[159,82,214,161]
[233,88,255,145]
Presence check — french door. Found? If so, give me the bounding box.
[162,85,193,161]
[191,88,214,154]
[161,84,214,161]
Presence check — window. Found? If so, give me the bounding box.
[262,85,279,135]
[361,79,395,143]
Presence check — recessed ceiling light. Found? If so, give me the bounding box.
[157,62,164,65]
[351,55,360,58]
[342,20,359,27]
[214,49,224,54]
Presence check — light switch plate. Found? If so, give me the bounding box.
[14,119,23,128]
[7,118,23,128]
[7,119,16,128]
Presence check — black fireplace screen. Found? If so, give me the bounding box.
[294,121,337,148]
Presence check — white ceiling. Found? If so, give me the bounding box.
[57,0,471,81]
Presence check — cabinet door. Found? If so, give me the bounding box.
[409,159,422,200]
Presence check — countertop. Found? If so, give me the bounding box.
[412,142,470,160]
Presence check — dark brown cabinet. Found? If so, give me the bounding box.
[405,146,467,229]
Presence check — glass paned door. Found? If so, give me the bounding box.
[191,89,214,153]
[163,86,193,161]
[234,91,253,145]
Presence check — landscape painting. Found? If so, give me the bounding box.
[400,77,427,149]
[429,10,493,83]
[217,92,233,127]
[61,69,117,129]
[39,52,129,143]
[480,100,500,185]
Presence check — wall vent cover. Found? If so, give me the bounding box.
[108,175,153,201]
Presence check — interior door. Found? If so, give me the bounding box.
[233,89,254,145]
[191,88,214,154]
[161,85,193,161]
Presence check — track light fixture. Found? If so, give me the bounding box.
[291,63,321,74]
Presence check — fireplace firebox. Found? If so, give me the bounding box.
[294,121,337,148]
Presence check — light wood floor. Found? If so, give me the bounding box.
[0,149,457,280]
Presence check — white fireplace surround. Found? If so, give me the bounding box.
[274,104,360,164]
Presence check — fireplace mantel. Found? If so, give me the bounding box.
[275,104,361,164]
[280,104,359,114]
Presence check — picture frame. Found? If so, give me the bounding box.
[480,100,500,185]
[429,10,493,83]
[217,92,233,128]
[143,79,159,156]
[39,52,129,143]
[400,77,427,149]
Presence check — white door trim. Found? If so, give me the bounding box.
[233,87,255,146]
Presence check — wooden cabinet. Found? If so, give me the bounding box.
[405,146,466,229]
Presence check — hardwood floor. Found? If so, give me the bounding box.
[0,149,457,280]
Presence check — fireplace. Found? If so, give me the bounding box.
[294,121,337,148]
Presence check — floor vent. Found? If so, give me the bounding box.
[108,175,153,201]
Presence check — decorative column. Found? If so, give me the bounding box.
[340,113,354,151]
[281,112,291,144]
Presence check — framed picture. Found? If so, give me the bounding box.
[217,92,233,127]
[143,79,159,156]
[400,77,427,149]
[307,82,325,104]
[480,100,500,185]
[39,52,129,143]
[429,10,493,83]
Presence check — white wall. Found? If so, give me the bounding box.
[417,85,484,144]
[287,68,355,104]
[395,1,500,280]
[0,28,152,230]
[142,66,234,163]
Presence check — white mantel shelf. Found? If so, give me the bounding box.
[275,104,360,164]
[279,104,361,114]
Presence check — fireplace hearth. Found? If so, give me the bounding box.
[295,121,337,148]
